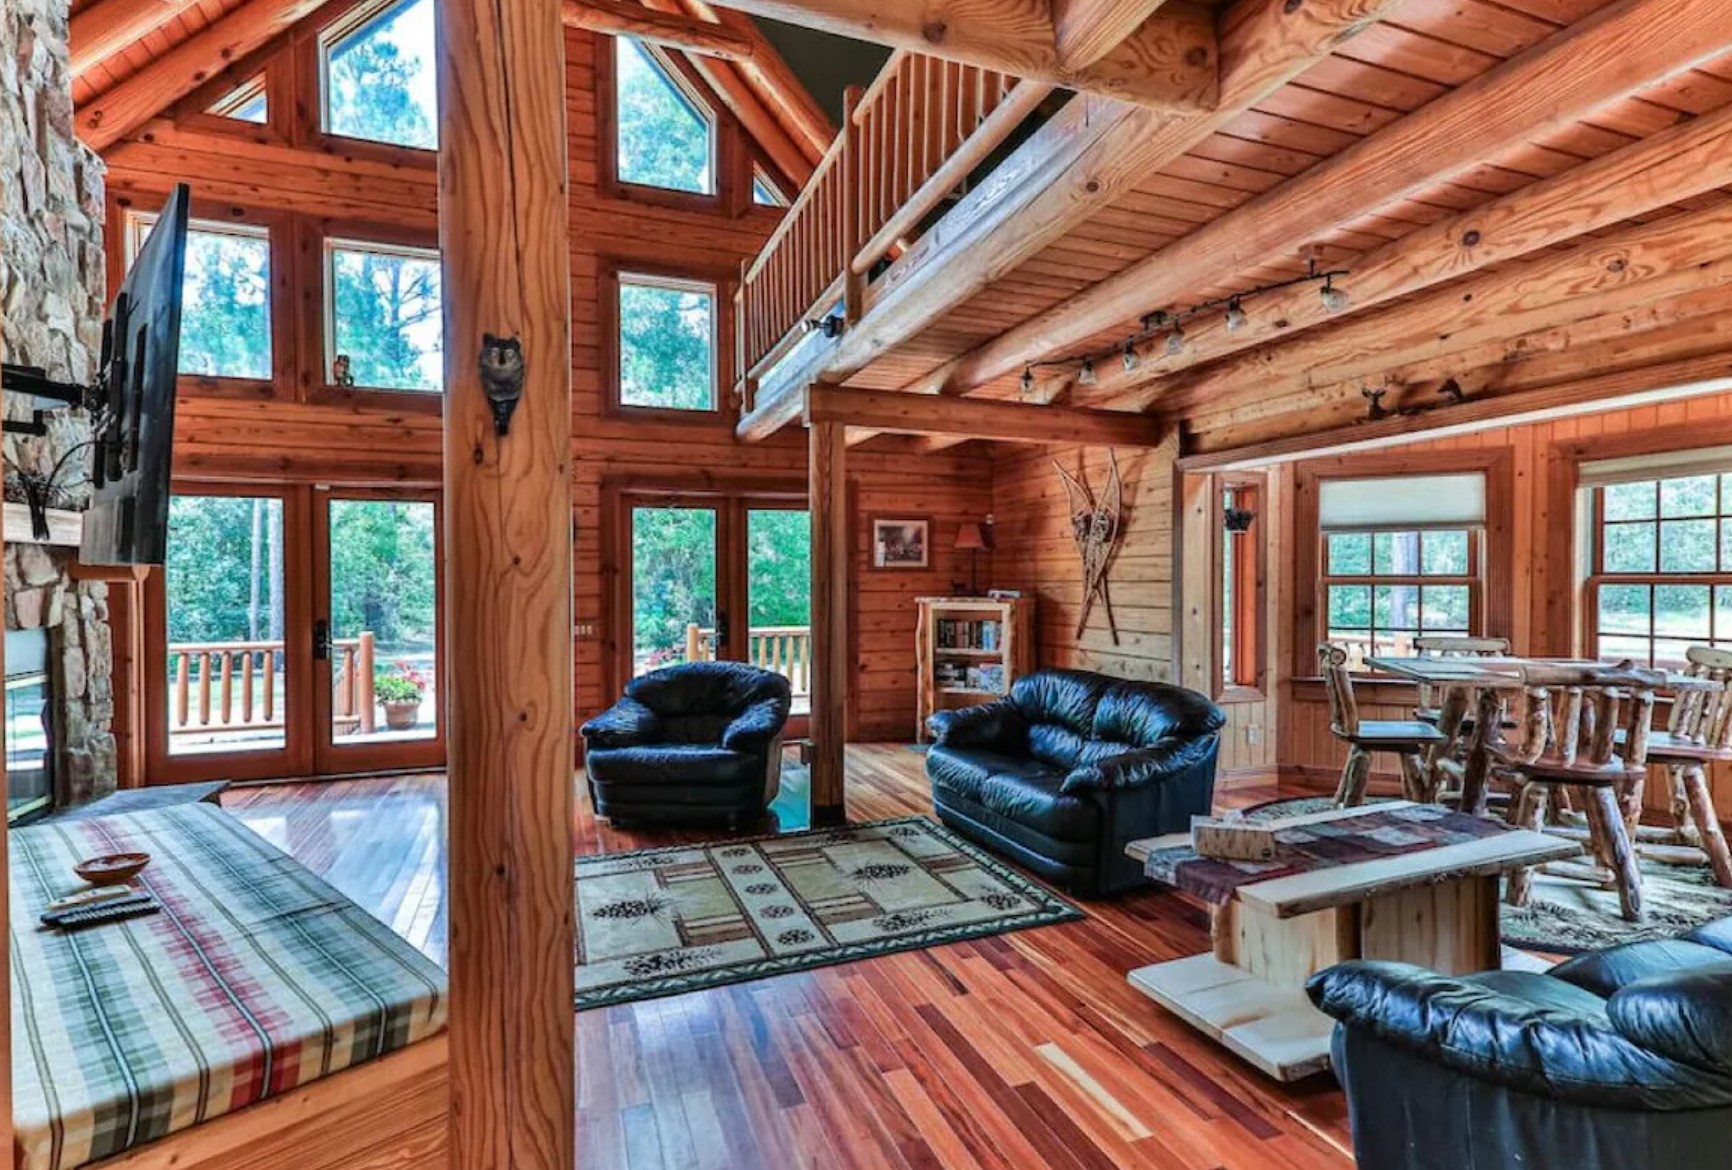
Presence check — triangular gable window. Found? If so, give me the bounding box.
[208,76,268,124]
[615,37,715,195]
[752,167,788,207]
[322,0,438,150]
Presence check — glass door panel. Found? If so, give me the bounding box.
[164,494,288,756]
[746,507,811,717]
[631,504,720,673]
[326,498,439,745]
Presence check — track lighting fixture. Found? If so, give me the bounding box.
[1077,359,1096,387]
[1320,276,1349,313]
[1164,325,1185,356]
[1224,297,1247,334]
[1020,366,1034,398]
[1121,339,1138,372]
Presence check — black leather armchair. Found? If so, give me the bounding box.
[1308,917,1732,1169]
[580,661,791,828]
[926,669,1225,896]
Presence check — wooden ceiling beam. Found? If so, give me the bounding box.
[1052,0,1174,71]
[917,0,1732,403]
[564,0,758,59]
[709,0,1217,110]
[76,0,330,152]
[70,0,205,78]
[687,1,833,157]
[805,385,1165,445]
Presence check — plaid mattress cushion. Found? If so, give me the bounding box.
[10,803,448,1170]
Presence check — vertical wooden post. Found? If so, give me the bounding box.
[809,409,849,824]
[436,0,575,1166]
[841,84,864,326]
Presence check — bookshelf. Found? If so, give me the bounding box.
[915,596,1036,742]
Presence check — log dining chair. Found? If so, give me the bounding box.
[1411,635,1512,724]
[1411,634,1513,802]
[1498,662,1662,923]
[1635,645,1732,888]
[1318,643,1446,807]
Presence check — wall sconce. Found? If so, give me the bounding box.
[1223,487,1255,534]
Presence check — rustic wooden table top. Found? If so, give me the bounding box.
[1366,655,1717,690]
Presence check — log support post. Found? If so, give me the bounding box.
[437,0,575,1166]
[809,410,849,825]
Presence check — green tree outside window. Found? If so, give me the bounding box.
[326,0,438,150]
[330,243,444,391]
[616,37,713,194]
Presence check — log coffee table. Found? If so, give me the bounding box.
[1124,801,1579,1080]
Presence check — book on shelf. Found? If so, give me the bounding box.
[935,618,1002,651]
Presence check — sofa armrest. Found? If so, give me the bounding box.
[722,696,790,754]
[1308,960,1732,1110]
[1060,734,1217,794]
[1608,968,1732,1072]
[927,700,1026,751]
[580,697,663,749]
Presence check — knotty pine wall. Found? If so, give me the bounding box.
[109,23,991,754]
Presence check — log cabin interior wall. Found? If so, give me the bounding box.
[98,1,991,757]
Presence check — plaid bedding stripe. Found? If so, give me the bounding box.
[10,804,448,1170]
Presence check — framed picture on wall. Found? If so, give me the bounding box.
[870,516,930,569]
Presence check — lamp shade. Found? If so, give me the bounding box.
[953,522,988,552]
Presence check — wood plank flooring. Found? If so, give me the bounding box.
[223,745,1354,1169]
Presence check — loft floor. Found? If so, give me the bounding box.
[223,746,1353,1169]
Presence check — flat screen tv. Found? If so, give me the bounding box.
[80,183,190,566]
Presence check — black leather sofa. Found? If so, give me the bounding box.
[579,661,791,828]
[925,668,1225,896]
[1309,917,1732,1169]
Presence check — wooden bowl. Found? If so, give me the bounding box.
[74,852,150,886]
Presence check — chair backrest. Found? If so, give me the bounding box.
[1666,645,1732,748]
[1413,636,1510,708]
[1508,661,1662,774]
[1318,643,1359,737]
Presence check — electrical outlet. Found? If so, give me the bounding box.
[575,623,597,638]
[1245,724,1262,745]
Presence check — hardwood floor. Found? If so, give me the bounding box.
[223,745,1353,1169]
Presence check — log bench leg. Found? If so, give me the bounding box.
[1587,785,1644,923]
[1504,783,1548,908]
[1397,752,1427,803]
[1334,746,1371,808]
[1682,763,1732,888]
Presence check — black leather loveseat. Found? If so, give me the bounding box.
[925,669,1224,896]
[580,661,791,828]
[1309,916,1732,1169]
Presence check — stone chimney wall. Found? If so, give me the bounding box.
[3,0,119,804]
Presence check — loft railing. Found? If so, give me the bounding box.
[684,623,812,699]
[168,633,377,738]
[736,51,1053,405]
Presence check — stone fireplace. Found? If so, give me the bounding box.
[2,0,118,809]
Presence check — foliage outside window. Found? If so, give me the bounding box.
[617,273,715,411]
[327,240,444,391]
[1324,528,1478,669]
[131,213,272,381]
[632,505,717,674]
[323,0,438,150]
[1590,475,1732,667]
[208,77,267,124]
[615,37,714,194]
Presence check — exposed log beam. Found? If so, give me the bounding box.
[805,385,1165,445]
[690,1,834,156]
[918,0,1732,404]
[70,0,204,78]
[564,0,757,59]
[76,0,329,152]
[1053,0,1174,70]
[436,0,574,1167]
[712,0,1218,110]
[1072,94,1732,410]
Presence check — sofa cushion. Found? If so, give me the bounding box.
[586,744,762,788]
[1011,671,1108,733]
[926,744,1029,803]
[1608,968,1732,1072]
[977,764,1099,842]
[1093,680,1227,748]
[1552,940,1732,999]
[1686,917,1732,956]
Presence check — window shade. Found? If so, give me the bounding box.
[1318,473,1486,531]
[1578,445,1732,488]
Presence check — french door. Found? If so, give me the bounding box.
[613,486,811,735]
[147,482,444,783]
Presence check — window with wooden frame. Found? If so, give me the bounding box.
[324,237,444,392]
[1220,480,1263,693]
[607,267,719,415]
[1317,473,1487,670]
[207,75,268,124]
[1586,471,1732,668]
[752,166,789,207]
[127,212,273,382]
[611,37,717,196]
[320,0,438,151]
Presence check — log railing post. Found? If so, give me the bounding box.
[436,0,575,1164]
[842,84,864,326]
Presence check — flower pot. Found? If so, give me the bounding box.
[382,699,420,731]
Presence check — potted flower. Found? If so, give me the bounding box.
[375,662,428,731]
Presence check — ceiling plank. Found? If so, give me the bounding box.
[1052,0,1174,71]
[76,0,330,152]
[805,384,1166,445]
[70,0,205,79]
[918,0,1732,403]
[564,0,759,59]
[709,0,1218,110]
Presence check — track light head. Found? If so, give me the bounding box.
[1224,297,1247,334]
[1077,359,1096,387]
[1320,277,1349,313]
[1164,325,1185,356]
[1122,339,1138,372]
[1020,366,1034,398]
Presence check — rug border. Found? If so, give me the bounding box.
[575,815,1083,1011]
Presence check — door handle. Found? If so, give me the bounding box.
[715,611,729,647]
[313,619,331,661]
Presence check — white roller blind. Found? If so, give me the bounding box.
[1318,473,1486,531]
[1579,445,1732,488]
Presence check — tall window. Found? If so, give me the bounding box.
[1317,473,1486,670]
[323,0,438,150]
[131,214,272,381]
[616,273,715,411]
[326,239,444,392]
[614,37,715,194]
[1590,473,1732,667]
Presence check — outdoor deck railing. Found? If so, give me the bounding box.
[168,633,376,737]
[684,623,812,699]
[736,51,1052,403]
